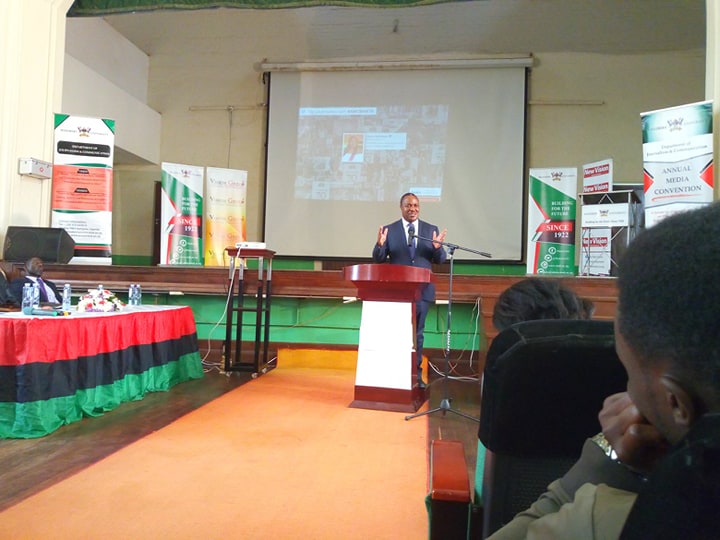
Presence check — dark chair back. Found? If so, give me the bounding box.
[0,268,11,305]
[478,319,628,538]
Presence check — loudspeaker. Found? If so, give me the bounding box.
[3,226,76,263]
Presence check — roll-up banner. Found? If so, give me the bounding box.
[51,114,115,265]
[580,158,613,276]
[204,167,247,266]
[526,168,577,275]
[160,162,204,266]
[582,158,613,194]
[641,100,714,227]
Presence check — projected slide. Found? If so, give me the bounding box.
[265,67,528,260]
[294,105,449,202]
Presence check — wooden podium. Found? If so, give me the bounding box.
[343,263,432,413]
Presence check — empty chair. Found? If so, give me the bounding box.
[477,319,628,538]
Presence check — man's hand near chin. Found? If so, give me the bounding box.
[599,392,671,475]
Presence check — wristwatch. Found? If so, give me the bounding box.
[591,432,619,460]
[591,432,649,481]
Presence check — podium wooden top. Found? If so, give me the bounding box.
[343,264,432,302]
[343,263,432,284]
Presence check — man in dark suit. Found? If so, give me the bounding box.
[8,257,61,305]
[372,192,447,386]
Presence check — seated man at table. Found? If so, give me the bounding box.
[8,257,61,306]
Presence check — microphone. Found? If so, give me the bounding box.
[408,224,415,246]
[22,307,60,316]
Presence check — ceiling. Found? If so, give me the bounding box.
[101,0,705,59]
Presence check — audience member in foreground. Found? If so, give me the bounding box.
[488,202,720,539]
[492,277,592,332]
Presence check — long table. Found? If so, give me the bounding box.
[0,305,204,438]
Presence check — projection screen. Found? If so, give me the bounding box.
[264,61,529,261]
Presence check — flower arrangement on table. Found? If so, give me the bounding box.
[76,288,125,313]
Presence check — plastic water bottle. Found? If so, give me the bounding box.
[128,284,137,306]
[32,282,40,307]
[135,284,142,306]
[62,283,72,312]
[21,283,33,314]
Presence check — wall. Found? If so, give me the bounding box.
[112,167,158,264]
[527,50,706,181]
[65,17,150,103]
[0,6,708,262]
[0,0,73,245]
[63,18,161,165]
[106,49,704,261]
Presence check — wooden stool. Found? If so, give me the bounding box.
[428,439,471,540]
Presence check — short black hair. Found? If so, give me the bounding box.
[617,203,720,389]
[400,192,417,205]
[492,277,587,332]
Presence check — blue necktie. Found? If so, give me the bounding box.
[408,224,416,259]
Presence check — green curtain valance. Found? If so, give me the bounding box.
[68,0,463,15]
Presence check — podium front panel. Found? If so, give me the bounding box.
[356,301,414,390]
[344,263,427,412]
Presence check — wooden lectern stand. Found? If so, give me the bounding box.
[343,263,432,413]
[224,247,276,377]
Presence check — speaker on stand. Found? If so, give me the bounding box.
[3,226,76,263]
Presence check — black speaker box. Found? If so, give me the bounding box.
[3,226,76,263]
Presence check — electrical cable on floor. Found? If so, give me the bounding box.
[427,296,483,382]
[201,263,237,372]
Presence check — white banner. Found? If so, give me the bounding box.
[581,202,630,227]
[641,100,714,227]
[582,158,613,194]
[580,228,612,276]
[51,114,115,265]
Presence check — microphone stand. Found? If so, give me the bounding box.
[405,234,490,423]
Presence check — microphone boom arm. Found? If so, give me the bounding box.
[411,232,492,259]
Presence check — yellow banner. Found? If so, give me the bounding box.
[204,167,247,266]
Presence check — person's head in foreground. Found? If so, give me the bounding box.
[616,202,720,446]
[485,204,720,540]
[614,202,720,539]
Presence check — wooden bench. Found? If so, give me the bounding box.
[428,439,472,540]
